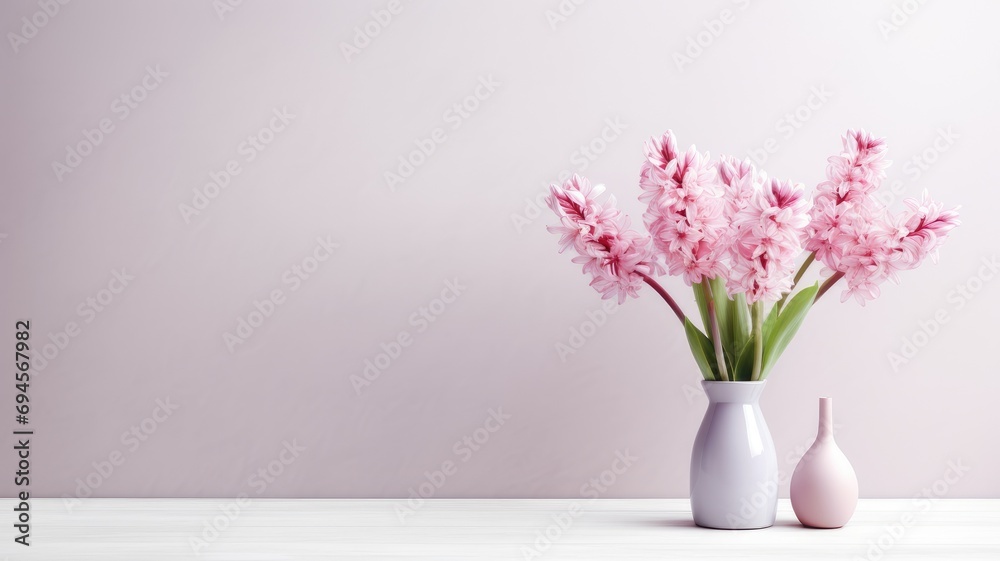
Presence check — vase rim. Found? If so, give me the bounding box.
[700,380,767,385]
[700,379,767,402]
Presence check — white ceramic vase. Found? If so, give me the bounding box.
[690,380,778,529]
[790,397,859,528]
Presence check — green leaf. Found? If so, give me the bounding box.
[684,318,718,381]
[729,290,752,354]
[733,336,755,381]
[722,346,736,378]
[692,283,711,335]
[708,278,732,351]
[762,300,779,340]
[709,277,750,364]
[761,283,819,379]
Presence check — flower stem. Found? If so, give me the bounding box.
[816,271,845,301]
[638,272,686,325]
[751,301,764,381]
[776,252,815,313]
[701,281,729,381]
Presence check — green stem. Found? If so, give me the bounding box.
[815,271,845,301]
[701,281,729,382]
[751,301,764,381]
[776,252,815,314]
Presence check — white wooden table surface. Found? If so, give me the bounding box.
[1,499,997,560]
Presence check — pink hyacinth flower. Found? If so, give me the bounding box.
[808,130,960,305]
[727,177,812,303]
[894,191,961,268]
[641,131,728,285]
[717,155,758,220]
[546,174,663,304]
[807,128,891,272]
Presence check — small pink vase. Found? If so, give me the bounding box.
[790,397,858,528]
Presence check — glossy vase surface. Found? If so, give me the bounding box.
[690,380,778,529]
[790,397,859,528]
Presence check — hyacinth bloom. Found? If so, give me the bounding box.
[545,175,664,305]
[717,155,757,219]
[640,132,728,285]
[894,192,961,267]
[807,130,961,304]
[543,129,959,382]
[728,178,812,303]
[807,129,892,272]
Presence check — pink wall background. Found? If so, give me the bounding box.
[2,0,998,500]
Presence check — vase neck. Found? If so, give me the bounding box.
[818,397,834,440]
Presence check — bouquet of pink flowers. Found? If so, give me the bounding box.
[546,129,960,381]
